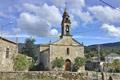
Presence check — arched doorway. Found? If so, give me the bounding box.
[65,59,71,71]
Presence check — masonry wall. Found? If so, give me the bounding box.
[50,45,84,62]
[39,45,50,69]
[0,39,17,71]
[0,71,89,80]
[50,44,84,70]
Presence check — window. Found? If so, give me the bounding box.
[6,48,9,58]
[66,18,68,21]
[66,25,69,31]
[0,46,2,52]
[67,48,69,55]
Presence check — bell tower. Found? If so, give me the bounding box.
[60,8,71,38]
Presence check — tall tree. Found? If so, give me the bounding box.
[22,38,36,60]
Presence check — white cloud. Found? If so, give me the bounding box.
[17,3,62,37]
[0,12,9,18]
[71,9,93,24]
[70,14,79,27]
[16,0,93,37]
[73,35,112,40]
[51,0,93,25]
[89,6,120,24]
[52,0,85,9]
[50,28,59,36]
[102,24,120,37]
[23,3,62,25]
[17,12,50,36]
[68,0,85,9]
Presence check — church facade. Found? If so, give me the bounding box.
[39,8,84,71]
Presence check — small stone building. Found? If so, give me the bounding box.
[0,37,17,71]
[39,8,84,71]
[105,53,120,63]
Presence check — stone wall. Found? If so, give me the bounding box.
[0,38,17,71]
[49,36,84,70]
[0,71,89,80]
[87,71,120,80]
[0,71,119,80]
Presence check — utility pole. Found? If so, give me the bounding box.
[97,44,105,80]
[98,45,106,80]
[0,25,3,38]
[15,31,18,54]
[98,45,101,62]
[0,25,3,47]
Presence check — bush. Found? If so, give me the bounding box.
[72,57,85,72]
[103,59,120,72]
[14,54,32,71]
[52,57,64,68]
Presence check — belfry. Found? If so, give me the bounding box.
[61,8,71,38]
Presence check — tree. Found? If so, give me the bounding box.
[22,38,36,60]
[13,54,32,71]
[52,57,64,68]
[112,59,120,72]
[72,57,86,72]
[103,59,120,72]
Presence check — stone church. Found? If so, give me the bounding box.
[0,37,17,71]
[39,8,84,71]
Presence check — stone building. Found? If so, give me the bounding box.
[39,8,84,71]
[105,53,120,63]
[0,37,17,71]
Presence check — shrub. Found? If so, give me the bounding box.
[52,57,64,68]
[72,57,85,72]
[13,54,32,71]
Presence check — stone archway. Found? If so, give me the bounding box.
[64,59,71,71]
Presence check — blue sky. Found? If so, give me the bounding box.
[0,0,120,45]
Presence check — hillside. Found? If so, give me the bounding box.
[85,42,120,58]
[88,42,120,48]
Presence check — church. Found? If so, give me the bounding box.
[39,8,84,71]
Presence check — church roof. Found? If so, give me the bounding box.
[72,38,84,46]
[50,36,83,46]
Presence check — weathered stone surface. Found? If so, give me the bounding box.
[0,38,17,71]
[0,71,89,80]
[39,36,85,70]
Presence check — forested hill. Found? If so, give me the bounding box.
[85,42,120,58]
[88,42,120,48]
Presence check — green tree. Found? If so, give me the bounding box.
[72,57,86,72]
[14,54,32,71]
[104,59,120,72]
[22,38,36,60]
[52,57,64,68]
[112,59,120,72]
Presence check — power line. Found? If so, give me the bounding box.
[99,0,120,11]
[99,0,116,9]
